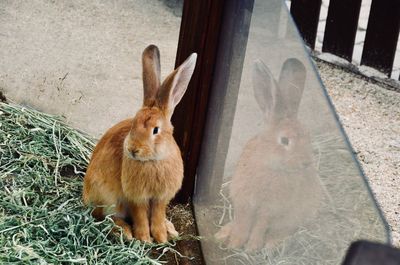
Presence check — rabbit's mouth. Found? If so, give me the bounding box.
[266,160,314,173]
[125,151,151,162]
[125,150,139,160]
[129,155,151,162]
[123,136,151,161]
[124,146,165,162]
[125,148,152,162]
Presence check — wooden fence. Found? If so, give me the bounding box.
[290,0,400,79]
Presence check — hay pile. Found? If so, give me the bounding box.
[0,102,177,264]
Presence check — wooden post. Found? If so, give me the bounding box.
[322,0,362,61]
[290,0,322,49]
[361,0,400,77]
[194,0,254,203]
[172,0,226,203]
[173,0,254,203]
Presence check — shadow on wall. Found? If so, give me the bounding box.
[160,0,183,17]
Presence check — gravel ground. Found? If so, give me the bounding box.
[316,60,400,247]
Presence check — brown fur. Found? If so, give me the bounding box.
[83,45,197,243]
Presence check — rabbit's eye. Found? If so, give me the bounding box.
[153,127,159,135]
[280,137,289,146]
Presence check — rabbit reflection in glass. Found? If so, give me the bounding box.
[216,58,322,251]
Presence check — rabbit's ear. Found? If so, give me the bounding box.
[142,45,161,107]
[157,53,197,118]
[253,60,281,119]
[277,58,306,118]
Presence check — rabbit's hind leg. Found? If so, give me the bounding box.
[91,206,105,220]
[88,199,133,240]
[112,217,133,241]
[92,202,133,241]
[165,219,179,239]
[111,202,133,240]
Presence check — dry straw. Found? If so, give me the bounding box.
[0,102,181,264]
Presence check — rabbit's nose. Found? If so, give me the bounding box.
[130,149,138,157]
[280,137,289,146]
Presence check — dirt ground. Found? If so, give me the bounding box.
[316,60,400,247]
[164,204,204,265]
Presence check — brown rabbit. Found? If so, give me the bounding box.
[83,45,197,243]
[215,58,322,251]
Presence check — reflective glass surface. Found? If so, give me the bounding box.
[194,1,389,264]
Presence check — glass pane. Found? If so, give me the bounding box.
[0,0,182,138]
[193,0,389,264]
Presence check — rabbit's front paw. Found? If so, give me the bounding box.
[151,222,168,243]
[245,233,265,252]
[228,230,249,249]
[134,226,152,243]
